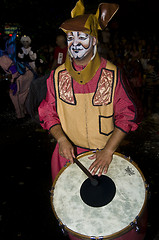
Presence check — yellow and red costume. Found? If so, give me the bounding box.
[38,0,142,176]
[39,0,141,178]
[38,2,142,239]
[39,53,141,176]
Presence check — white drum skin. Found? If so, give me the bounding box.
[51,152,148,240]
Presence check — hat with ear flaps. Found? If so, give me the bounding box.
[60,0,119,85]
[60,0,119,39]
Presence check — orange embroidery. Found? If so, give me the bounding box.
[93,69,114,105]
[58,70,75,104]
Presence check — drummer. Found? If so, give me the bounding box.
[39,0,142,199]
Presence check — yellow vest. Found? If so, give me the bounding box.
[53,59,117,150]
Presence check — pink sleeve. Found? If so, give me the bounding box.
[38,71,60,130]
[114,70,142,133]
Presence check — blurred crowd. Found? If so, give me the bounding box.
[0,31,67,120]
[98,29,159,115]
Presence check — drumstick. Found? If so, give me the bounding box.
[73,158,98,186]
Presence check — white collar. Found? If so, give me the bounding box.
[22,47,31,54]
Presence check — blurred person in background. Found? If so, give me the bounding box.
[51,33,67,69]
[0,32,34,119]
[18,35,37,71]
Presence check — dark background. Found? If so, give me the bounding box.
[1,0,159,44]
[1,0,159,240]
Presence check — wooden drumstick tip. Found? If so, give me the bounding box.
[73,157,99,186]
[91,178,98,186]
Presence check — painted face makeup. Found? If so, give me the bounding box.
[67,32,94,60]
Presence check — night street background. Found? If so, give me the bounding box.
[1,0,159,239]
[1,0,159,44]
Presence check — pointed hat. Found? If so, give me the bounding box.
[60,0,119,38]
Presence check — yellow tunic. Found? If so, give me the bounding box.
[53,56,117,150]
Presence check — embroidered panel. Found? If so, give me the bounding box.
[93,69,114,106]
[58,70,75,104]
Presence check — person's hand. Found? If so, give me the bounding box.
[29,50,34,56]
[88,149,113,176]
[58,137,75,163]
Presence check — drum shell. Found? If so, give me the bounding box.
[51,152,148,240]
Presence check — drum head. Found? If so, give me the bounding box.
[51,152,147,239]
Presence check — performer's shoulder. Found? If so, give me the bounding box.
[54,63,66,73]
[101,57,117,71]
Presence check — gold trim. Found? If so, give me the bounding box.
[65,52,101,85]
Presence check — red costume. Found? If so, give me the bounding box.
[39,57,140,180]
[53,46,67,67]
[38,1,143,239]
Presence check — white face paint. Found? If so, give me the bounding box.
[67,32,94,60]
[22,40,30,49]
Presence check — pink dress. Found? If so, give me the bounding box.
[0,55,34,118]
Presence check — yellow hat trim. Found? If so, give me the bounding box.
[71,0,85,18]
[61,0,119,39]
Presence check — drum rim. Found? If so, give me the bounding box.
[50,151,148,240]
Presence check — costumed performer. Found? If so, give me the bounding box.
[18,35,37,71]
[0,32,34,119]
[38,1,142,239]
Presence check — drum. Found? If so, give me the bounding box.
[50,152,148,240]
